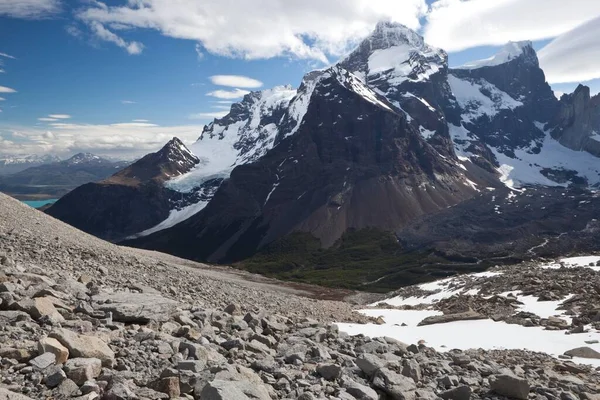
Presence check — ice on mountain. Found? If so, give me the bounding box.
[449,75,523,121]
[458,41,535,70]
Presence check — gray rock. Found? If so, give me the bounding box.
[200,379,271,400]
[64,358,102,385]
[56,379,80,398]
[564,347,600,359]
[43,365,66,388]
[316,363,342,380]
[355,353,385,377]
[439,385,471,400]
[0,388,36,400]
[401,359,422,382]
[177,360,206,373]
[92,292,178,323]
[418,311,486,326]
[343,378,378,400]
[50,328,115,367]
[490,374,530,400]
[372,368,416,400]
[29,352,56,370]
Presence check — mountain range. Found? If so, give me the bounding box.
[45,22,600,290]
[0,153,130,200]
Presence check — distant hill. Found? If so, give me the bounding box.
[0,153,130,199]
[0,154,62,175]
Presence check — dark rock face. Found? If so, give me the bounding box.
[550,85,600,157]
[449,42,559,158]
[127,66,483,263]
[46,138,199,242]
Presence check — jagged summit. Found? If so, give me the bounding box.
[457,40,538,70]
[340,21,446,84]
[65,152,103,165]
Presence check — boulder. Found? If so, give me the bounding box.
[0,388,36,400]
[355,353,385,377]
[64,358,102,385]
[490,374,530,400]
[418,311,486,326]
[343,378,378,400]
[439,385,472,400]
[38,337,69,364]
[43,365,67,388]
[29,352,56,370]
[564,347,600,359]
[92,292,178,323]
[49,328,115,367]
[316,364,342,380]
[15,297,65,323]
[200,379,271,400]
[372,368,417,400]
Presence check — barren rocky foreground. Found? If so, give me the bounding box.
[1,192,600,399]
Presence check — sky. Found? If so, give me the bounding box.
[1,0,599,159]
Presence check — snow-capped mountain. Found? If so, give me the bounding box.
[0,154,62,175]
[52,22,600,282]
[46,138,200,242]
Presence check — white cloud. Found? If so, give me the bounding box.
[121,100,136,104]
[48,114,71,119]
[538,16,600,84]
[89,21,144,55]
[133,119,149,122]
[76,0,427,62]
[211,105,231,110]
[0,86,16,93]
[206,88,250,99]
[0,97,4,101]
[425,0,600,52]
[0,0,61,19]
[38,117,58,122]
[0,52,15,59]
[195,43,204,61]
[209,75,263,88]
[0,122,204,158]
[189,111,228,120]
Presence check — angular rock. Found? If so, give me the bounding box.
[64,358,102,385]
[49,328,115,366]
[15,297,65,323]
[490,374,530,400]
[343,378,378,400]
[38,337,69,364]
[372,368,417,400]
[92,292,178,323]
[355,353,385,377]
[0,388,36,400]
[43,365,67,388]
[200,380,271,400]
[29,352,56,370]
[418,311,486,326]
[439,385,472,400]
[564,347,600,359]
[316,363,342,380]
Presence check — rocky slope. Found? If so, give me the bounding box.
[46,138,200,242]
[3,192,600,400]
[0,154,129,200]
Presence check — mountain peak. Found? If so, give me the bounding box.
[66,153,103,165]
[458,41,538,70]
[369,21,426,50]
[159,137,198,163]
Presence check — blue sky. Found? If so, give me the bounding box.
[1,0,599,158]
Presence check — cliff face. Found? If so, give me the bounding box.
[550,85,600,157]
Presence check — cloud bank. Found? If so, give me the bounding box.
[209,75,263,88]
[538,15,600,83]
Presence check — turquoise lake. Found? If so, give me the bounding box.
[21,199,58,208]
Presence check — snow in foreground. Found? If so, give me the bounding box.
[337,259,600,366]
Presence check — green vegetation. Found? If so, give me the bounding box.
[236,228,489,292]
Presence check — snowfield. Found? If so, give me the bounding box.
[337,260,600,367]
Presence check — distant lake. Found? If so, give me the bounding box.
[21,199,58,208]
